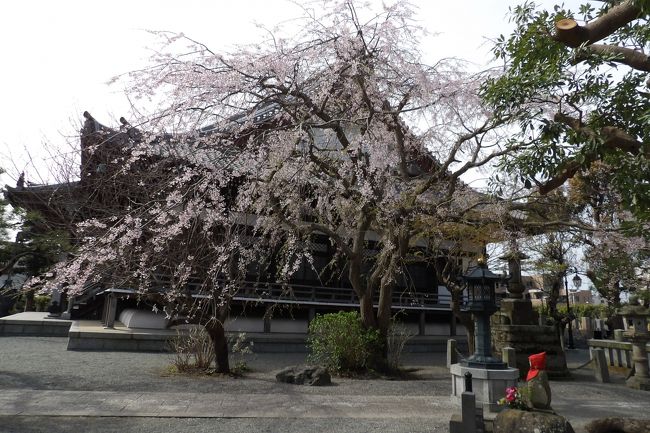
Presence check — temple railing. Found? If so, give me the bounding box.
[231,281,453,311]
[96,277,456,312]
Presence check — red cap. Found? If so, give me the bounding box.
[526,352,547,381]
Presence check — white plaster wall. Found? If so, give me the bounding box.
[225,317,264,333]
[271,319,308,333]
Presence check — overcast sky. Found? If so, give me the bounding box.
[0,0,579,184]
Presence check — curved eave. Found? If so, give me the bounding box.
[4,182,86,227]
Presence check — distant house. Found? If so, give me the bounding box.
[516,274,602,307]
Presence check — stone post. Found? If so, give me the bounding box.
[60,296,74,320]
[590,348,610,383]
[449,372,479,433]
[447,339,458,368]
[461,373,478,433]
[502,346,516,369]
[628,339,650,390]
[614,329,624,342]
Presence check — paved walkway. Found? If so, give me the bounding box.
[2,386,649,425]
[0,389,454,418]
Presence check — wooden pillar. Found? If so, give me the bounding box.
[449,313,457,336]
[104,294,117,329]
[101,296,108,325]
[307,307,316,333]
[263,306,272,333]
[418,311,426,336]
[447,339,458,368]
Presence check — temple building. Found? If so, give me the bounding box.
[4,111,484,347]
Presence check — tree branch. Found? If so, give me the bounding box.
[554,0,641,48]
[576,44,650,72]
[538,112,648,194]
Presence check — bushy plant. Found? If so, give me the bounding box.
[386,320,414,370]
[169,327,215,372]
[228,332,254,374]
[308,311,380,373]
[34,295,51,312]
[535,303,613,320]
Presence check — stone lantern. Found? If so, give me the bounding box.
[618,297,650,391]
[450,257,518,411]
[461,257,506,369]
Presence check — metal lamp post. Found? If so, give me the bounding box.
[461,257,506,370]
[572,273,582,305]
[563,267,582,350]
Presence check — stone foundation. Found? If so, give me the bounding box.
[492,324,570,379]
[450,363,519,411]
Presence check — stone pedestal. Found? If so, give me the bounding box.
[450,363,519,411]
[619,302,650,391]
[492,323,570,379]
[492,251,569,379]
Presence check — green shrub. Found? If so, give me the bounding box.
[534,303,613,320]
[228,332,254,374]
[34,295,51,312]
[307,311,380,373]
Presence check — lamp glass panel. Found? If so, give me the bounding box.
[572,274,582,290]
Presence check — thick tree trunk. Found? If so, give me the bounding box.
[24,291,35,312]
[206,320,230,373]
[376,285,392,338]
[359,292,377,329]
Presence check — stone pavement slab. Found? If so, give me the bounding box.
[0,389,455,418]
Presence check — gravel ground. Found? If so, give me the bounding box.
[0,337,451,396]
[0,416,450,433]
[0,336,451,433]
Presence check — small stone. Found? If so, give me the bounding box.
[275,365,331,386]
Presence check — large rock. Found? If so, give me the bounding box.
[585,417,650,433]
[276,365,331,386]
[494,409,575,433]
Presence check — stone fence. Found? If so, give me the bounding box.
[587,338,650,369]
